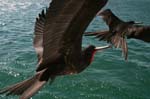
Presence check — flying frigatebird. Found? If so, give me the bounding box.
[0,0,109,99]
[85,9,150,60]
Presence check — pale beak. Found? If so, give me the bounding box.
[95,45,112,51]
[134,21,143,25]
[96,11,103,16]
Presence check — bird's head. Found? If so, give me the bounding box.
[77,45,111,73]
[97,9,125,28]
[83,45,111,65]
[97,9,117,26]
[97,9,112,21]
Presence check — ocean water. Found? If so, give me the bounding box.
[0,0,150,99]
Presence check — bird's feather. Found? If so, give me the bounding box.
[85,31,128,60]
[127,25,150,42]
[0,70,46,99]
[84,9,150,60]
[34,9,46,62]
[37,0,108,71]
[0,0,108,98]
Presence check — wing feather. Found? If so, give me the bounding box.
[33,9,46,62]
[127,25,150,42]
[85,9,150,60]
[36,0,108,71]
[85,31,128,60]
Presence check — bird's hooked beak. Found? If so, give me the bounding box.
[95,45,112,51]
[134,22,143,25]
[96,10,104,16]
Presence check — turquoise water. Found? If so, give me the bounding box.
[0,0,150,99]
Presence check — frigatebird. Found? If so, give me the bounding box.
[85,9,150,60]
[0,0,109,99]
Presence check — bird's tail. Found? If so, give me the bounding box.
[0,70,47,99]
[85,31,128,60]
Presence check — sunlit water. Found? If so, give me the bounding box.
[0,0,150,99]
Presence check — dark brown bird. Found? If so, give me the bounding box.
[85,9,150,60]
[0,0,109,99]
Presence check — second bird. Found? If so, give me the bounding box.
[85,9,150,60]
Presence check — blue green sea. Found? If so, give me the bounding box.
[0,0,150,99]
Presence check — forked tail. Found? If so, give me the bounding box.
[0,70,47,99]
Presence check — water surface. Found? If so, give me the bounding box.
[0,0,150,99]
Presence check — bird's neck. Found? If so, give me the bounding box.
[89,50,97,64]
[77,50,96,73]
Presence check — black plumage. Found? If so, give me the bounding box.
[0,0,109,99]
[85,9,150,60]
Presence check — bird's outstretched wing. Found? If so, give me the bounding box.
[36,0,108,71]
[85,24,150,60]
[127,25,150,42]
[33,9,46,62]
[85,9,129,60]
[85,30,111,41]
[33,0,70,64]
[85,8,150,60]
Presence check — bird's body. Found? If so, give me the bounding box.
[85,9,150,60]
[0,0,109,99]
